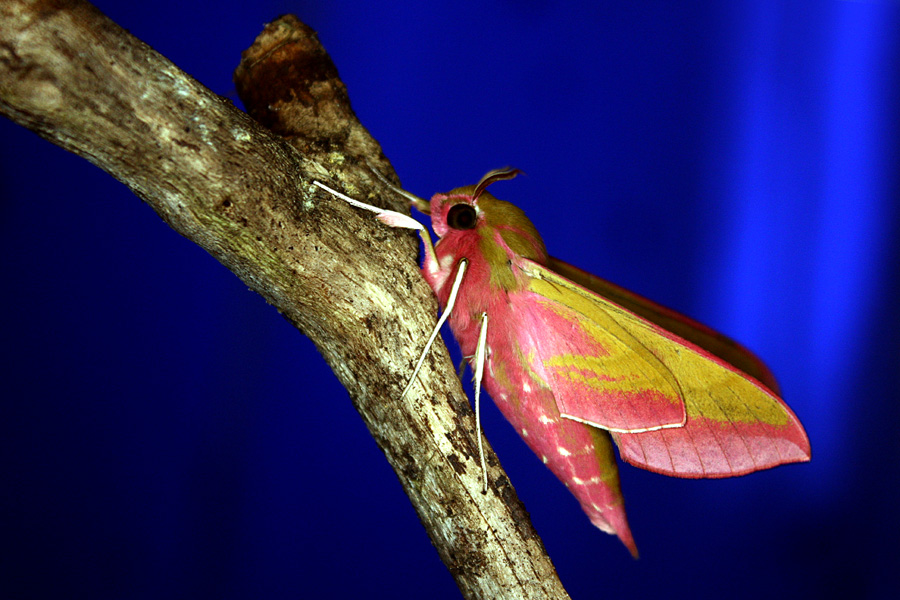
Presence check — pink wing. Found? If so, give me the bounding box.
[514,285,687,433]
[521,258,811,478]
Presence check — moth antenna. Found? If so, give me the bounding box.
[367,159,431,214]
[472,167,524,201]
[399,259,468,400]
[473,312,490,494]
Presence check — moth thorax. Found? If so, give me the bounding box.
[477,192,548,264]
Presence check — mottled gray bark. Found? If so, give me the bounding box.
[0,2,569,598]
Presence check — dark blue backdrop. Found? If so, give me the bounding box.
[2,1,898,598]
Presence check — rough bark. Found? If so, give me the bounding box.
[0,2,571,598]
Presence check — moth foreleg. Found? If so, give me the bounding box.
[312,180,422,231]
[312,179,439,270]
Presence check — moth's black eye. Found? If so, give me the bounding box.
[447,204,478,230]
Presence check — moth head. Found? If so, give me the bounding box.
[429,168,548,264]
[429,167,524,237]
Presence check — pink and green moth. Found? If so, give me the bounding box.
[314,168,811,557]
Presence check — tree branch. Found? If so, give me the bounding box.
[0,2,570,598]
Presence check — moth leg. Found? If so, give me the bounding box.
[473,311,489,494]
[311,180,421,229]
[312,180,439,270]
[456,357,469,381]
[398,259,468,399]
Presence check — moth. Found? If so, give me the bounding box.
[314,168,811,556]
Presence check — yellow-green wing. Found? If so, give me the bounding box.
[548,257,781,394]
[523,259,811,478]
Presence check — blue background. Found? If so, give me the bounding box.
[2,1,898,598]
